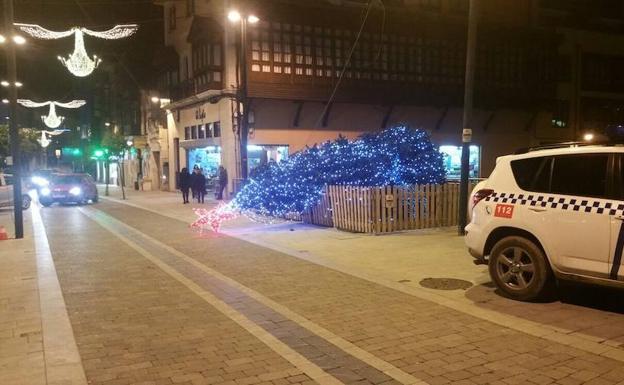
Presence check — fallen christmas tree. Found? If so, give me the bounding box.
[235,125,446,216]
[193,125,446,231]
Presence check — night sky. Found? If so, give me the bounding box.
[1,0,163,101]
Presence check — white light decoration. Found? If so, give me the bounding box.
[38,129,68,148]
[17,99,86,129]
[15,23,138,77]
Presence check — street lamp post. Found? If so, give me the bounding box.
[2,0,26,239]
[228,10,259,183]
[458,0,479,236]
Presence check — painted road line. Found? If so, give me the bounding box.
[79,207,349,385]
[31,205,88,385]
[101,196,624,363]
[84,204,428,385]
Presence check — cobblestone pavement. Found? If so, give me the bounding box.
[36,199,624,385]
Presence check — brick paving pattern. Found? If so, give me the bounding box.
[0,233,46,385]
[96,201,624,385]
[41,207,314,385]
[90,207,398,385]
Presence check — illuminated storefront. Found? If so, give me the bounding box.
[439,145,481,180]
[187,145,289,179]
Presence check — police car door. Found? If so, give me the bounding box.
[608,154,624,281]
[548,153,612,278]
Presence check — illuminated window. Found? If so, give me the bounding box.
[439,145,481,179]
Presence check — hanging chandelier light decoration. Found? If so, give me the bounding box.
[37,129,69,148]
[15,24,139,77]
[17,99,86,129]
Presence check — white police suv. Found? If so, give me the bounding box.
[465,143,624,300]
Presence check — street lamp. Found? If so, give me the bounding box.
[2,0,25,238]
[150,96,160,104]
[583,133,594,142]
[228,9,259,183]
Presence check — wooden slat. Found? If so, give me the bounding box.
[379,186,385,233]
[375,187,381,234]
[357,187,362,233]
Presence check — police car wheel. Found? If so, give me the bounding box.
[489,236,552,301]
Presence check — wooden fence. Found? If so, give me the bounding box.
[303,183,476,234]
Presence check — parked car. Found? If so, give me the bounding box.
[465,143,624,301]
[0,173,31,210]
[39,173,98,207]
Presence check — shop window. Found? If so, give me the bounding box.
[247,145,289,174]
[191,125,198,139]
[439,145,480,179]
[198,124,205,139]
[184,126,191,140]
[213,121,221,137]
[188,146,221,179]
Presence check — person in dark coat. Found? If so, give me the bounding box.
[190,165,199,199]
[179,167,191,204]
[217,166,228,200]
[192,167,206,203]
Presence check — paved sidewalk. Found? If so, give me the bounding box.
[0,213,46,385]
[92,198,624,385]
[102,187,624,350]
[0,206,86,385]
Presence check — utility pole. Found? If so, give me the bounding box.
[4,0,24,239]
[458,0,479,236]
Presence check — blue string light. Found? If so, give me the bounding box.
[232,125,446,217]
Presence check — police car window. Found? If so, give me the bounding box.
[511,157,549,192]
[551,154,608,198]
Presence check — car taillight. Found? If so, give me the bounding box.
[472,189,494,208]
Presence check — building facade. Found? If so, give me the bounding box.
[150,0,624,195]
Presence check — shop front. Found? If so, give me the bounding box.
[187,145,222,180]
[186,144,290,180]
[439,145,481,180]
[248,145,289,173]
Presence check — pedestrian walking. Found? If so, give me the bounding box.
[179,167,191,204]
[190,165,199,200]
[192,167,207,203]
[217,165,228,200]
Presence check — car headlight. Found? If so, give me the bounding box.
[40,187,51,196]
[31,176,49,187]
[69,187,82,196]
